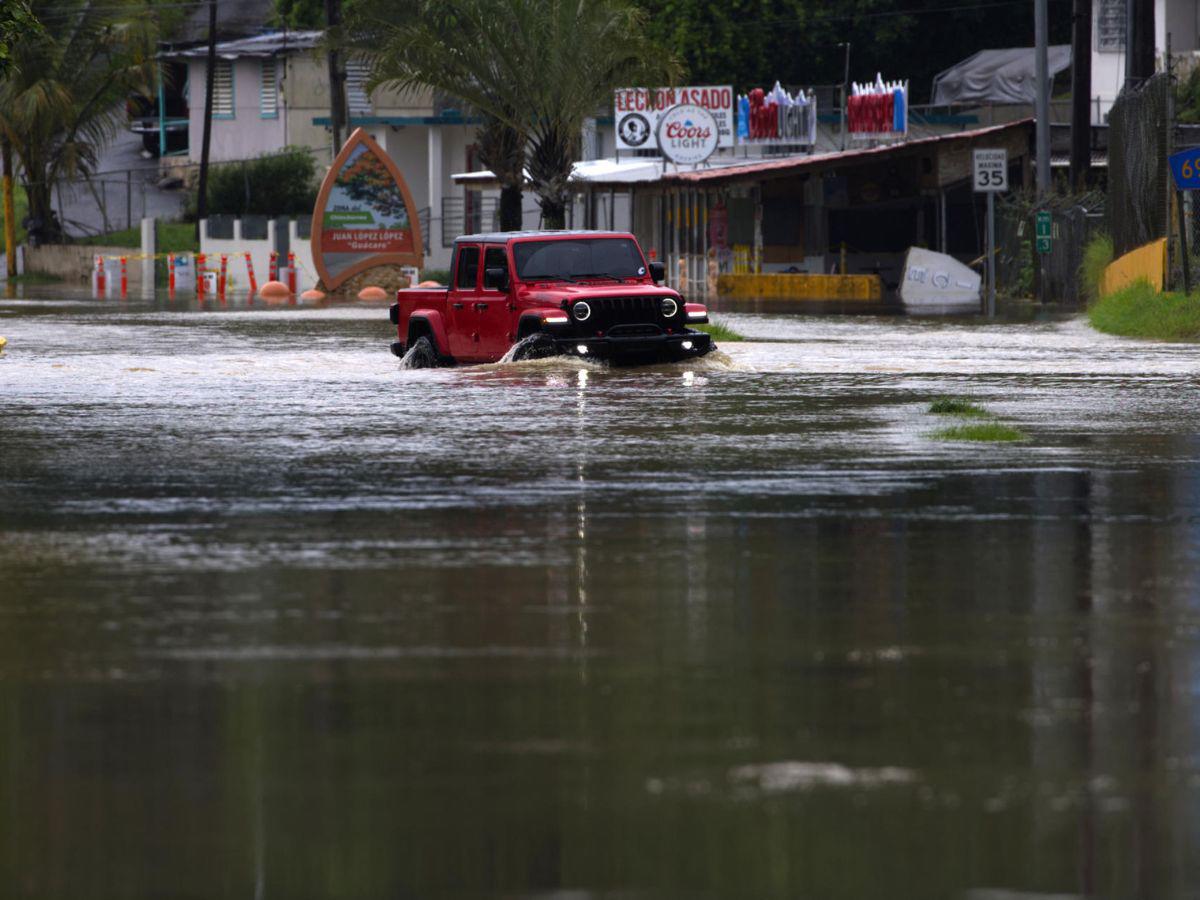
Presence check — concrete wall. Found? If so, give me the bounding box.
[198,218,318,292]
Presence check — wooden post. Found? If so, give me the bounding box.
[2,141,15,279]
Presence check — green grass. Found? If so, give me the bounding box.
[8,271,63,284]
[1,182,28,245]
[1088,279,1200,340]
[1080,232,1114,303]
[932,422,1027,442]
[929,397,989,417]
[692,320,745,342]
[75,221,198,253]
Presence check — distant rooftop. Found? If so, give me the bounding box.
[165,30,323,59]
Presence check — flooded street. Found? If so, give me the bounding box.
[4,290,1200,898]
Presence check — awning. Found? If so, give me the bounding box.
[451,157,668,189]
[931,46,1072,106]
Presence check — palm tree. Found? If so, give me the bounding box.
[343,0,679,229]
[0,0,156,243]
[474,112,526,231]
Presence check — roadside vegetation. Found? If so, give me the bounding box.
[1088,279,1200,340]
[77,221,198,252]
[693,320,744,342]
[1080,233,1114,303]
[927,397,1027,442]
[932,422,1026,442]
[187,147,317,219]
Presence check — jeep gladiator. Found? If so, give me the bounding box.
[388,231,712,366]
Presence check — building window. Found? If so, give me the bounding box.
[1097,0,1125,51]
[212,59,234,118]
[260,58,279,118]
[345,59,372,117]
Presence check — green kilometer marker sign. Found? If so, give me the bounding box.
[1035,211,1052,254]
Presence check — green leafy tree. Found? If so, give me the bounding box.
[475,112,526,231]
[0,0,156,243]
[0,0,41,79]
[637,0,1070,102]
[342,0,679,229]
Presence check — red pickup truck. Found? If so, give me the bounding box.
[388,230,712,366]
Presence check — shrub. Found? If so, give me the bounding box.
[189,146,318,218]
[1088,279,1200,340]
[1080,233,1114,304]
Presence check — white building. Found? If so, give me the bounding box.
[1092,0,1200,122]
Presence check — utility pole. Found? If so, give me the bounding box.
[195,0,217,237]
[2,141,15,279]
[1130,0,1155,81]
[324,0,346,154]
[1035,0,1051,196]
[840,42,851,151]
[1069,0,1092,191]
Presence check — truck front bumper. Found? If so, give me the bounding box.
[551,330,713,362]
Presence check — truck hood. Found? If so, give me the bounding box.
[519,282,681,304]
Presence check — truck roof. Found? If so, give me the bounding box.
[454,230,633,243]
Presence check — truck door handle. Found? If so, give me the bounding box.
[451,302,465,309]
[474,302,488,311]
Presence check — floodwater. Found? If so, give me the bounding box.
[2,288,1200,899]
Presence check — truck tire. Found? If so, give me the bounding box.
[508,332,560,362]
[399,336,440,369]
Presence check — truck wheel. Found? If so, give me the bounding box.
[399,336,440,369]
[508,332,560,362]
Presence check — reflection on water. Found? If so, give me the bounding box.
[3,292,1200,898]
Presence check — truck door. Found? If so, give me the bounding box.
[449,243,481,360]
[477,245,513,358]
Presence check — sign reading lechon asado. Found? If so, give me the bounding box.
[614,86,734,151]
[311,128,423,290]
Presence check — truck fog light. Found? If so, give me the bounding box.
[573,301,591,322]
[660,298,678,317]
[681,340,694,350]
[576,344,589,354]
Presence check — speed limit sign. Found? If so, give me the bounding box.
[973,148,1008,192]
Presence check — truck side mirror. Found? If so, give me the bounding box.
[484,266,509,291]
[649,261,665,284]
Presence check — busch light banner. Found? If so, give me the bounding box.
[311,128,424,290]
[614,86,734,151]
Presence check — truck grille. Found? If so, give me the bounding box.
[586,296,662,329]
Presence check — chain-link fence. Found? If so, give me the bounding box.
[1108,73,1171,258]
[994,192,1105,303]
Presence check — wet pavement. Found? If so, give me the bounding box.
[2,289,1200,898]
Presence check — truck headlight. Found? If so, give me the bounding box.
[660,298,678,317]
[573,301,591,322]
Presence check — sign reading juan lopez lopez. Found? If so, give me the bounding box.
[656,104,720,166]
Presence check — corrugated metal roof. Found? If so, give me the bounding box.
[165,30,323,60]
[662,119,1033,184]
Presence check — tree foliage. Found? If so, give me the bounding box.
[341,0,680,228]
[637,0,1071,102]
[0,0,41,80]
[191,146,319,218]
[0,0,157,243]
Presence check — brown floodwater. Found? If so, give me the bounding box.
[2,288,1200,899]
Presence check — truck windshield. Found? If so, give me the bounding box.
[512,238,646,281]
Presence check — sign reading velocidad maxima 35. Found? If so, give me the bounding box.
[311,128,423,290]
